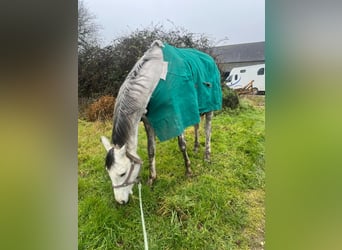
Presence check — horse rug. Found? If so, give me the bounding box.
[146,43,222,141]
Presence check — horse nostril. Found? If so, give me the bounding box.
[120,200,126,205]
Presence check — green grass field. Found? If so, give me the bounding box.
[78,99,265,249]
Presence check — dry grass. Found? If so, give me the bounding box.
[85,96,115,122]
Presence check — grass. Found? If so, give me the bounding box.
[78,98,265,249]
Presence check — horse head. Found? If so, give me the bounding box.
[100,136,141,204]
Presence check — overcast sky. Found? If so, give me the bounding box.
[83,0,265,47]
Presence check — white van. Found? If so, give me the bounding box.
[224,64,265,94]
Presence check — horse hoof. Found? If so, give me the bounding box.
[204,154,211,163]
[147,178,155,186]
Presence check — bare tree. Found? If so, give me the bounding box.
[78,0,100,51]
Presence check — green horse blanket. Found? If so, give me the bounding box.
[146,43,222,141]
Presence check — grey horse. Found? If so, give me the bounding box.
[101,40,222,204]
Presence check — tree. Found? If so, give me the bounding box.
[78,0,100,51]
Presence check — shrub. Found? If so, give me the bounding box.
[86,95,115,122]
[222,86,239,109]
[78,24,214,99]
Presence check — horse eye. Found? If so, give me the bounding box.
[119,172,126,177]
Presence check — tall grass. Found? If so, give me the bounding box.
[78,99,265,249]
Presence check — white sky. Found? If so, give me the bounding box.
[83,0,265,47]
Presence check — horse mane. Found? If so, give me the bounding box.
[112,41,164,147]
[105,148,114,169]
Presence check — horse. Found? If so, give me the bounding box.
[101,40,222,204]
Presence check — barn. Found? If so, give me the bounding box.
[211,41,265,79]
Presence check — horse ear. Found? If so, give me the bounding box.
[100,136,112,152]
[116,144,127,157]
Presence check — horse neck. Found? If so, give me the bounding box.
[112,102,145,157]
[112,43,165,155]
[125,115,141,156]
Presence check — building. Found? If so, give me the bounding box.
[211,41,265,78]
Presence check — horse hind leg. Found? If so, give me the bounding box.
[142,116,157,185]
[194,123,200,153]
[204,111,213,162]
[178,134,192,177]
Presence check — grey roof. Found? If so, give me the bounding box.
[211,41,265,63]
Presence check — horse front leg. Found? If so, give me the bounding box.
[204,111,213,162]
[141,116,157,185]
[178,134,192,177]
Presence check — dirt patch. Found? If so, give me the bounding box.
[240,94,265,107]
